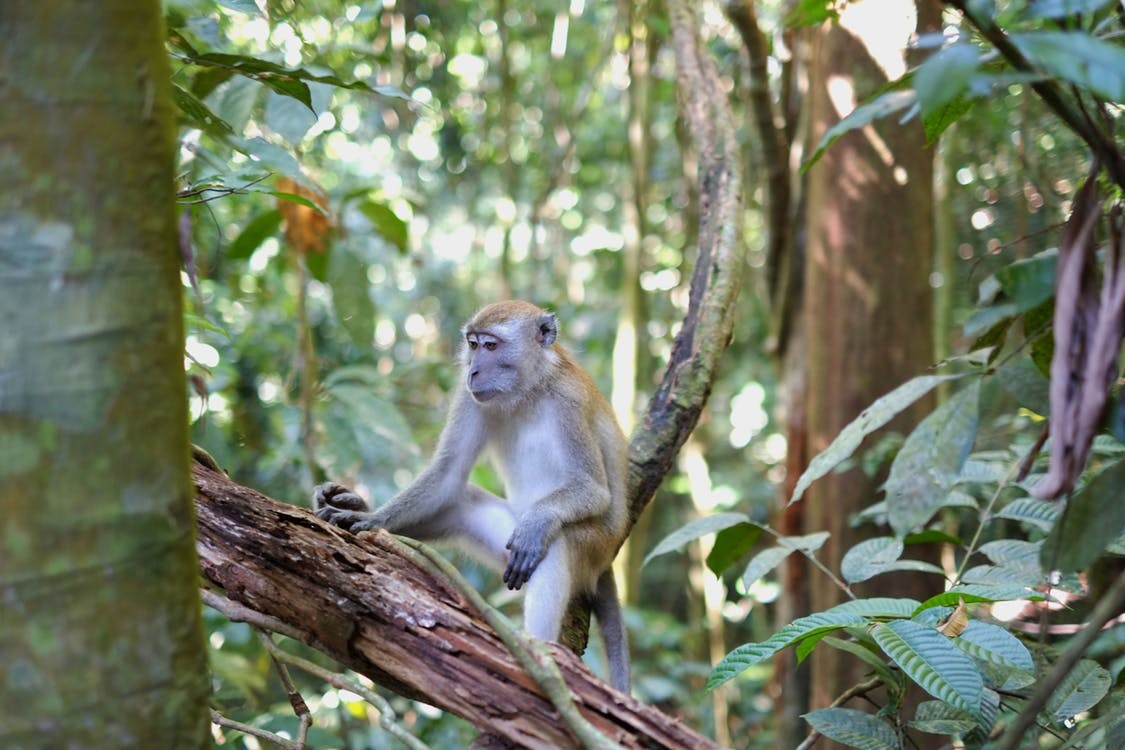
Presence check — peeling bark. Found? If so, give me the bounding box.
[193,461,720,750]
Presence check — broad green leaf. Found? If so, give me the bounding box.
[789,374,961,506]
[995,249,1057,311]
[802,89,916,173]
[910,700,977,735]
[216,0,264,14]
[842,537,903,584]
[922,92,973,144]
[954,622,1035,690]
[708,597,922,688]
[1042,458,1125,571]
[226,209,282,260]
[821,636,900,685]
[1011,31,1125,102]
[707,523,763,576]
[960,564,1036,586]
[357,200,409,253]
[328,248,375,351]
[1045,659,1111,725]
[779,531,831,551]
[872,620,983,717]
[914,43,981,119]
[803,708,900,750]
[996,357,1050,416]
[978,539,1042,571]
[885,381,980,536]
[741,546,792,588]
[644,513,750,566]
[915,585,1039,614]
[172,84,235,135]
[904,529,962,545]
[1025,0,1113,17]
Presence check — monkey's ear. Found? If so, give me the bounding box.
[536,313,558,346]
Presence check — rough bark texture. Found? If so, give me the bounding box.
[628,0,745,518]
[194,461,720,750]
[0,3,209,747]
[802,0,940,740]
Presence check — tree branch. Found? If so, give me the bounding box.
[193,460,721,750]
[628,0,746,518]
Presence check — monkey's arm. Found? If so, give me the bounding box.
[318,390,488,534]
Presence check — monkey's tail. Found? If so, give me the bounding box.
[593,568,631,694]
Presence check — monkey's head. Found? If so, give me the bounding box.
[461,300,560,406]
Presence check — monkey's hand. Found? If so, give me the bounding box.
[503,515,559,590]
[314,482,381,532]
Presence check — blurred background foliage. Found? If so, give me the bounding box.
[166,0,1114,747]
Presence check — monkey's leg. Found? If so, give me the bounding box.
[407,485,516,569]
[520,541,572,642]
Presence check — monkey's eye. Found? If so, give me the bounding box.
[484,341,498,351]
[467,339,478,350]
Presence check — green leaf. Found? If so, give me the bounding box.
[226,209,282,260]
[357,200,409,253]
[803,708,900,750]
[821,636,901,685]
[953,622,1035,690]
[709,596,923,688]
[779,531,831,551]
[643,513,751,566]
[802,89,916,173]
[1011,31,1125,102]
[914,43,981,120]
[914,585,1038,614]
[328,248,375,352]
[707,523,763,576]
[1042,458,1125,571]
[978,539,1042,570]
[789,374,961,506]
[215,0,264,15]
[842,537,903,584]
[910,700,978,734]
[172,84,235,135]
[741,545,792,588]
[871,620,983,717]
[995,249,1057,310]
[996,357,1050,416]
[1045,659,1111,725]
[885,381,980,536]
[1025,0,1113,17]
[923,94,973,145]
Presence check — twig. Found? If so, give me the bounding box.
[211,709,303,750]
[201,588,306,641]
[996,568,1125,750]
[395,537,620,750]
[203,589,430,750]
[257,631,312,749]
[259,638,432,750]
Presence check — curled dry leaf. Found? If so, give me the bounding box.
[1035,167,1125,499]
[277,176,331,255]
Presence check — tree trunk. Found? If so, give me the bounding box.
[193,461,720,750]
[0,3,210,747]
[802,0,940,732]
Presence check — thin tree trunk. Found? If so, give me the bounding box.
[0,3,209,747]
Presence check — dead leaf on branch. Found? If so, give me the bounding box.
[1035,167,1125,499]
[277,176,331,255]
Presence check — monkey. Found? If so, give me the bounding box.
[315,300,631,692]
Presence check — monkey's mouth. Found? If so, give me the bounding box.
[470,388,502,403]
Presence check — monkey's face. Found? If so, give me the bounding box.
[461,302,560,406]
[463,329,523,404]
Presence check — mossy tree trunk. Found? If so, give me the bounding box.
[0,3,210,747]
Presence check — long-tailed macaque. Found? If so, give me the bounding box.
[315,300,631,692]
